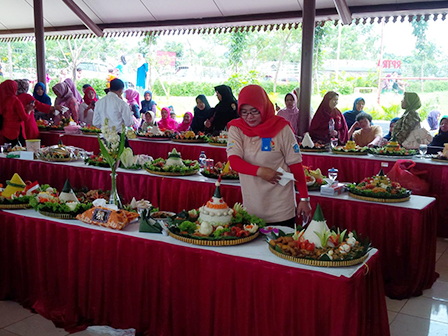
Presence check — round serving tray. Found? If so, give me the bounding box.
[201,172,239,180]
[372,154,415,159]
[138,136,171,141]
[269,245,369,267]
[168,230,259,246]
[172,138,207,143]
[208,142,227,147]
[307,184,325,191]
[348,192,410,203]
[0,203,31,209]
[431,157,448,163]
[332,150,368,156]
[40,157,77,162]
[38,210,77,219]
[145,169,199,176]
[82,131,101,135]
[300,148,328,152]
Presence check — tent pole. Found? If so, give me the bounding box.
[34,0,46,84]
[298,0,316,136]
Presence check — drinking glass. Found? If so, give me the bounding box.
[328,167,338,185]
[419,144,428,158]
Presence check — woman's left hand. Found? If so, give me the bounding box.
[298,201,312,222]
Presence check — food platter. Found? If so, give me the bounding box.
[208,142,227,147]
[168,230,259,246]
[145,169,199,176]
[348,192,410,203]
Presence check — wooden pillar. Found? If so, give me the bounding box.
[34,0,46,84]
[298,0,316,136]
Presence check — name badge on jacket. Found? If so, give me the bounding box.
[261,138,272,151]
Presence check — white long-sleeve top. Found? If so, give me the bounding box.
[93,92,133,130]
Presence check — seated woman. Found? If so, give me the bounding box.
[392,92,422,144]
[348,112,382,147]
[176,112,193,132]
[79,86,97,126]
[379,117,400,146]
[227,84,311,228]
[309,91,348,144]
[170,110,179,128]
[277,92,300,136]
[52,82,80,123]
[205,85,239,135]
[343,97,365,130]
[157,107,177,131]
[33,82,52,120]
[0,80,32,146]
[140,90,157,115]
[191,94,212,133]
[16,79,54,139]
[125,89,140,119]
[139,111,156,131]
[422,110,441,136]
[428,116,448,154]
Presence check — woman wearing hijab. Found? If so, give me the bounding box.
[383,117,400,142]
[428,116,448,154]
[125,88,140,118]
[309,91,348,144]
[157,107,177,131]
[139,111,156,131]
[227,85,311,227]
[33,82,52,105]
[16,79,54,139]
[176,112,193,132]
[140,90,157,115]
[0,80,32,146]
[79,86,97,125]
[64,78,83,104]
[343,97,365,129]
[422,110,441,136]
[392,92,422,144]
[206,84,239,135]
[191,94,212,133]
[277,92,300,136]
[52,82,80,122]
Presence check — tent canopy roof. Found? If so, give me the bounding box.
[1,0,448,39]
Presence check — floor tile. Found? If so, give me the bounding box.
[437,238,448,255]
[386,296,408,312]
[401,296,448,324]
[0,301,34,329]
[436,254,448,282]
[423,280,448,301]
[437,253,443,262]
[5,314,68,336]
[0,330,20,336]
[390,313,448,336]
[388,310,398,325]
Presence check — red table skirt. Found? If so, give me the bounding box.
[0,157,437,299]
[39,132,229,162]
[0,211,389,336]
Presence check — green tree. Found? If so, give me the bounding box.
[228,31,247,72]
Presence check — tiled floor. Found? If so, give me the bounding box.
[1,237,448,336]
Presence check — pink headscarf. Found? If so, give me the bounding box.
[125,89,140,108]
[176,112,193,132]
[53,82,74,106]
[277,92,300,135]
[64,78,83,103]
[158,107,177,131]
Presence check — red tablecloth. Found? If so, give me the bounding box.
[0,157,437,299]
[0,211,389,336]
[39,132,229,162]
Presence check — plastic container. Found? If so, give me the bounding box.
[199,151,207,168]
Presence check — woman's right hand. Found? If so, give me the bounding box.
[204,119,211,128]
[257,167,282,184]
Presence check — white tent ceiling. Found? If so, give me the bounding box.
[1,0,448,38]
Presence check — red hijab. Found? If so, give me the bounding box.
[176,112,193,132]
[309,91,348,143]
[227,85,291,138]
[158,107,178,131]
[83,86,98,105]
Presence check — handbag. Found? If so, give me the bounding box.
[402,125,432,149]
[387,159,430,195]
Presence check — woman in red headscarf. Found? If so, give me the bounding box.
[309,91,348,144]
[176,112,193,132]
[79,86,97,125]
[0,80,32,146]
[227,85,311,227]
[157,107,177,131]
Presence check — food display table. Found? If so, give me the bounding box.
[38,131,448,236]
[0,209,389,336]
[0,155,437,299]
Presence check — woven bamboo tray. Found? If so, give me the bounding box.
[38,210,77,219]
[169,230,259,246]
[201,172,239,180]
[82,131,101,135]
[431,157,448,163]
[0,203,31,209]
[40,157,76,162]
[172,139,207,143]
[372,154,415,159]
[332,150,368,156]
[348,192,410,203]
[269,245,369,267]
[208,142,227,147]
[139,137,171,141]
[145,168,199,176]
[300,148,328,152]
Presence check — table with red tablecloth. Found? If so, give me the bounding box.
[0,155,437,299]
[0,209,389,336]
